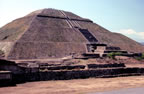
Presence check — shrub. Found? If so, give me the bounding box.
[135,57,142,61]
[135,53,144,60]
[142,53,144,59]
[107,52,122,59]
[107,52,115,59]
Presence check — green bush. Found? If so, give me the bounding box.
[142,53,144,59]
[135,53,144,61]
[107,52,114,59]
[107,52,122,59]
[135,57,142,61]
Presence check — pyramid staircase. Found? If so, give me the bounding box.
[78,29,98,42]
[58,11,129,58]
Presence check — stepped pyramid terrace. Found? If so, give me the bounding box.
[0,9,144,86]
[0,8,144,60]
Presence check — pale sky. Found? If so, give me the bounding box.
[0,0,144,42]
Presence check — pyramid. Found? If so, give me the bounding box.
[0,8,144,60]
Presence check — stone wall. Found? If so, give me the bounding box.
[12,67,144,83]
[0,59,25,74]
[0,71,13,87]
[0,71,12,80]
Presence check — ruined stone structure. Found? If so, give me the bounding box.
[0,58,144,87]
[0,9,144,86]
[0,8,144,61]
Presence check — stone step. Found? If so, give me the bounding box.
[87,63,125,69]
[0,71,13,87]
[39,63,126,71]
[40,65,85,70]
[12,67,144,83]
[104,50,128,54]
[82,53,100,58]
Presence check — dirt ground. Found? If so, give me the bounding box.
[0,76,144,94]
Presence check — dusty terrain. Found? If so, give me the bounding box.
[0,76,144,94]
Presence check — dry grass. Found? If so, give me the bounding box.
[1,76,144,94]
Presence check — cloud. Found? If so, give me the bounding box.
[118,29,136,35]
[114,29,144,42]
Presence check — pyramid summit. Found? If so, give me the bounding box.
[0,8,144,60]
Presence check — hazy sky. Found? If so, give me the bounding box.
[0,0,144,42]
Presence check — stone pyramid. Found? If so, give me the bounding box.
[0,8,143,60]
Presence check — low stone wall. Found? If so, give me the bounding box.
[87,63,125,69]
[0,71,11,80]
[40,65,85,70]
[0,59,25,74]
[82,53,100,58]
[0,71,13,87]
[12,67,144,83]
